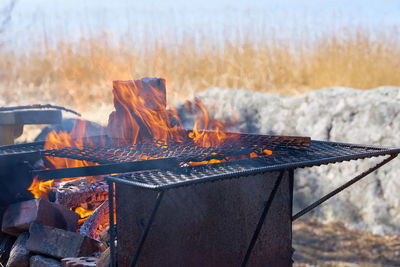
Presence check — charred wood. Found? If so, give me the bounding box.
[53,178,108,210]
[107,78,167,143]
[80,200,109,240]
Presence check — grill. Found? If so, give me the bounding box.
[0,132,399,266]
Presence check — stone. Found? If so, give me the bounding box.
[61,257,97,267]
[178,86,400,234]
[95,248,110,267]
[26,223,103,259]
[0,235,16,265]
[30,255,62,267]
[2,198,79,236]
[6,232,29,267]
[98,228,109,248]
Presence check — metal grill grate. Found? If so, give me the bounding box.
[41,134,310,164]
[107,140,400,190]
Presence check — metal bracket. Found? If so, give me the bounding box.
[241,170,285,267]
[130,191,164,267]
[292,154,398,221]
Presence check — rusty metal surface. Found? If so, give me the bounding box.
[115,171,293,267]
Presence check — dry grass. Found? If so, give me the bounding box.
[1,26,400,123]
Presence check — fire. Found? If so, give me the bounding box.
[28,177,54,200]
[188,100,230,147]
[27,78,273,227]
[108,80,236,147]
[28,120,98,219]
[108,80,185,145]
[44,120,98,169]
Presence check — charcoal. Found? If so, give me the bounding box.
[26,223,103,259]
[2,198,79,236]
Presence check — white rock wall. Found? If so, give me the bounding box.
[178,87,400,234]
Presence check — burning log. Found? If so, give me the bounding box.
[53,178,108,210]
[107,78,169,143]
[80,200,109,240]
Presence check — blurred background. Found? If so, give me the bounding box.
[1,1,400,265]
[0,0,399,123]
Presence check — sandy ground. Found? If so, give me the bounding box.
[293,218,400,266]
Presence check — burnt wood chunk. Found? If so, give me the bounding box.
[54,178,108,210]
[6,232,29,267]
[61,257,98,267]
[107,78,167,142]
[80,200,109,239]
[26,223,103,259]
[2,199,79,236]
[30,255,62,267]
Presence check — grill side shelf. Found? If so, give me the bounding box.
[106,145,400,190]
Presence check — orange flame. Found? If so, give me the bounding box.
[28,177,54,200]
[75,206,94,219]
[188,100,231,147]
[28,79,272,225]
[44,120,98,169]
[108,80,185,145]
[28,120,98,205]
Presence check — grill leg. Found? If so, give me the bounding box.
[108,181,117,267]
[241,170,285,267]
[130,191,165,267]
[292,154,398,221]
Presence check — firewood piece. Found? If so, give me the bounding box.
[61,257,98,267]
[54,179,108,210]
[26,223,103,259]
[107,78,167,142]
[112,78,166,112]
[95,248,110,267]
[6,232,29,267]
[80,201,109,240]
[30,255,62,267]
[2,199,79,236]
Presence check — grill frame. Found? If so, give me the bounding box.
[1,133,399,266]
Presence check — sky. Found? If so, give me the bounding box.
[2,0,400,48]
